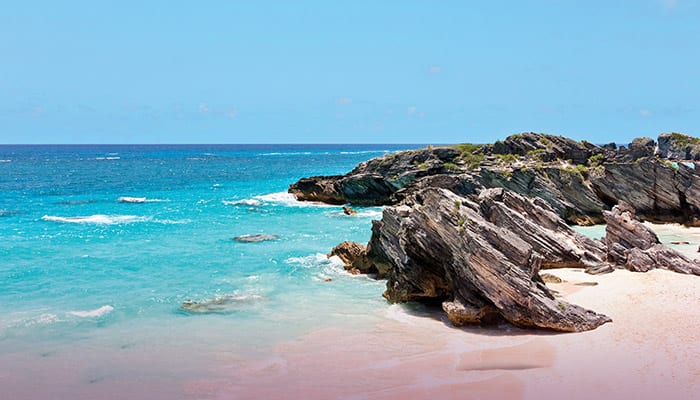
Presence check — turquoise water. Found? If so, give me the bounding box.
[0,144,421,399]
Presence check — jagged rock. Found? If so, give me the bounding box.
[290,132,700,226]
[603,203,700,275]
[366,187,611,332]
[488,133,602,164]
[289,176,345,204]
[342,206,357,215]
[233,234,280,243]
[628,137,656,160]
[656,132,700,160]
[328,241,383,276]
[181,294,266,314]
[591,159,700,226]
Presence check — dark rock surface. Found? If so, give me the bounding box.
[656,132,700,160]
[290,132,700,226]
[328,241,382,276]
[603,203,700,275]
[366,187,611,332]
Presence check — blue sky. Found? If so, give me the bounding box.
[1,0,698,144]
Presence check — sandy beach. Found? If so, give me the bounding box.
[219,224,700,400]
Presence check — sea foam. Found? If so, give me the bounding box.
[118,197,169,203]
[42,214,149,224]
[67,305,114,318]
[223,199,263,207]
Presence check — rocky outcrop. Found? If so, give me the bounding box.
[603,203,700,275]
[656,132,700,160]
[487,132,602,164]
[289,132,700,227]
[591,158,700,226]
[366,187,611,332]
[328,241,383,276]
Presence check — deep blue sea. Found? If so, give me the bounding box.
[0,144,422,399]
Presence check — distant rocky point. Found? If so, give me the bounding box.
[290,132,700,226]
[291,132,700,332]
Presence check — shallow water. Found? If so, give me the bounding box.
[0,144,419,399]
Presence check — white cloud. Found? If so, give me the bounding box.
[640,109,653,117]
[225,109,239,119]
[336,97,353,105]
[198,103,210,114]
[407,106,417,115]
[428,65,442,74]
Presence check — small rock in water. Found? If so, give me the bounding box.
[670,241,690,245]
[323,278,333,282]
[180,294,266,314]
[342,206,357,215]
[233,234,280,243]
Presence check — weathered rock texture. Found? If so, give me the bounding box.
[603,203,700,275]
[328,241,383,276]
[289,132,700,227]
[365,187,612,332]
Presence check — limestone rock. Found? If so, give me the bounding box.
[656,132,700,160]
[603,204,700,275]
[367,187,611,332]
[328,241,382,276]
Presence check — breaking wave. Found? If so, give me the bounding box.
[67,305,114,318]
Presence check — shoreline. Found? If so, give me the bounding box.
[213,222,700,399]
[216,267,700,400]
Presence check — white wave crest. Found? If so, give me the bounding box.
[118,196,146,203]
[0,159,11,163]
[254,192,335,208]
[339,150,390,155]
[67,305,114,318]
[42,214,149,224]
[223,199,263,207]
[326,208,384,219]
[91,157,120,160]
[117,196,169,203]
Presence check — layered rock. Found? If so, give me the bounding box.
[603,203,700,275]
[366,187,611,332]
[656,132,700,160]
[328,241,383,276]
[289,132,700,227]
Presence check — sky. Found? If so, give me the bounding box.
[1,0,699,144]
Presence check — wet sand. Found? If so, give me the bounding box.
[219,269,700,399]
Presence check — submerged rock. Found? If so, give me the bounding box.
[366,187,611,332]
[233,234,280,243]
[180,294,266,314]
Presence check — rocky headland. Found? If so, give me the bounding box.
[294,132,700,332]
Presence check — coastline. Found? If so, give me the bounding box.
[215,223,700,399]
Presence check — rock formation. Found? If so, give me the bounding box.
[603,203,700,275]
[292,131,700,332]
[366,187,611,332]
[289,132,700,227]
[328,241,381,276]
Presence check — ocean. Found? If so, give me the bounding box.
[0,144,422,399]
